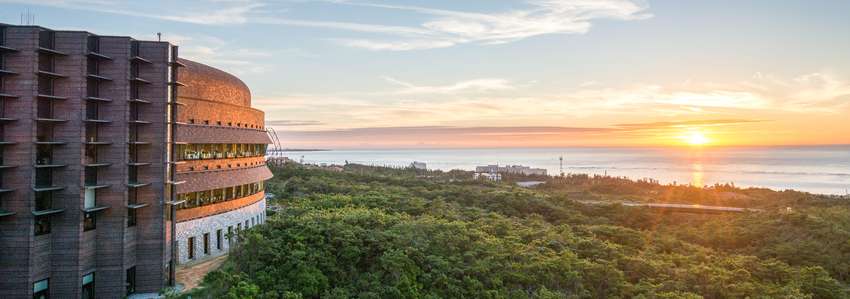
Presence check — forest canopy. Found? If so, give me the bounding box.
[190,164,850,298]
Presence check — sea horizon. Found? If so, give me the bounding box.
[276,145,850,196]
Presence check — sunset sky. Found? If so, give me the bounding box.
[3,0,849,148]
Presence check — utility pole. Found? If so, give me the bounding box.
[559,156,564,176]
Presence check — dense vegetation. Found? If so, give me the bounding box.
[191,164,850,298]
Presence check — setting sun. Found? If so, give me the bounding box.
[682,131,710,146]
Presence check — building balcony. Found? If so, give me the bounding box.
[84,140,111,145]
[128,141,151,145]
[127,182,151,188]
[36,47,67,56]
[130,77,151,84]
[86,51,112,60]
[84,183,110,190]
[0,92,19,98]
[37,70,67,78]
[34,140,66,145]
[0,68,18,76]
[35,117,68,123]
[32,185,65,192]
[32,208,64,216]
[34,164,66,168]
[0,165,17,170]
[86,73,112,81]
[0,141,17,145]
[83,119,111,124]
[85,96,112,102]
[37,94,68,100]
[0,209,15,217]
[0,187,16,193]
[129,120,151,124]
[170,60,186,67]
[0,117,18,121]
[128,98,151,104]
[127,162,151,166]
[127,202,150,209]
[131,56,151,64]
[82,205,109,213]
[83,162,111,167]
[0,45,18,52]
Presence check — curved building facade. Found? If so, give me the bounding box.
[172,59,273,265]
[0,24,272,298]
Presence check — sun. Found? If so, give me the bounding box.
[681,131,710,146]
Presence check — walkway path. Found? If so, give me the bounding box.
[176,254,229,292]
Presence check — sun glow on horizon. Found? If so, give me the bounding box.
[681,131,711,146]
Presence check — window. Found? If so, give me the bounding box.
[216,229,223,250]
[36,144,53,165]
[187,237,195,259]
[129,102,140,121]
[85,124,98,142]
[38,53,54,72]
[37,98,53,119]
[245,220,249,229]
[34,215,51,236]
[127,208,137,227]
[33,278,49,299]
[39,30,55,49]
[203,233,210,255]
[81,272,95,299]
[87,35,100,53]
[128,165,138,184]
[86,101,99,120]
[83,212,96,231]
[37,76,54,95]
[227,226,233,245]
[126,267,136,295]
[86,58,98,75]
[85,167,97,185]
[251,217,255,226]
[131,41,139,57]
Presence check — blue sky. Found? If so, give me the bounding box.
[2,0,849,148]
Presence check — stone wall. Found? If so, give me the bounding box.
[175,197,266,264]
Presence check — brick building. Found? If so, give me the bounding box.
[0,24,272,298]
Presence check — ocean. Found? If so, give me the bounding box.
[274,146,850,195]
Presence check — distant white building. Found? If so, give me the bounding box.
[411,161,427,170]
[475,164,547,176]
[473,172,502,182]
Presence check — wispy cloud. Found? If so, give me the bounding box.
[383,77,520,94]
[326,0,651,50]
[256,72,850,133]
[7,0,650,50]
[265,120,325,127]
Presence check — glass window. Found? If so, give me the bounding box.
[187,237,195,259]
[216,229,223,250]
[203,233,210,255]
[83,212,96,231]
[127,208,137,227]
[38,76,53,95]
[33,278,49,299]
[34,215,51,236]
[126,267,136,295]
[82,272,94,299]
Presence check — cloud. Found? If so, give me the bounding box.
[326,0,652,50]
[383,77,519,94]
[614,119,765,130]
[265,120,324,126]
[258,72,850,134]
[272,120,768,148]
[8,0,650,50]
